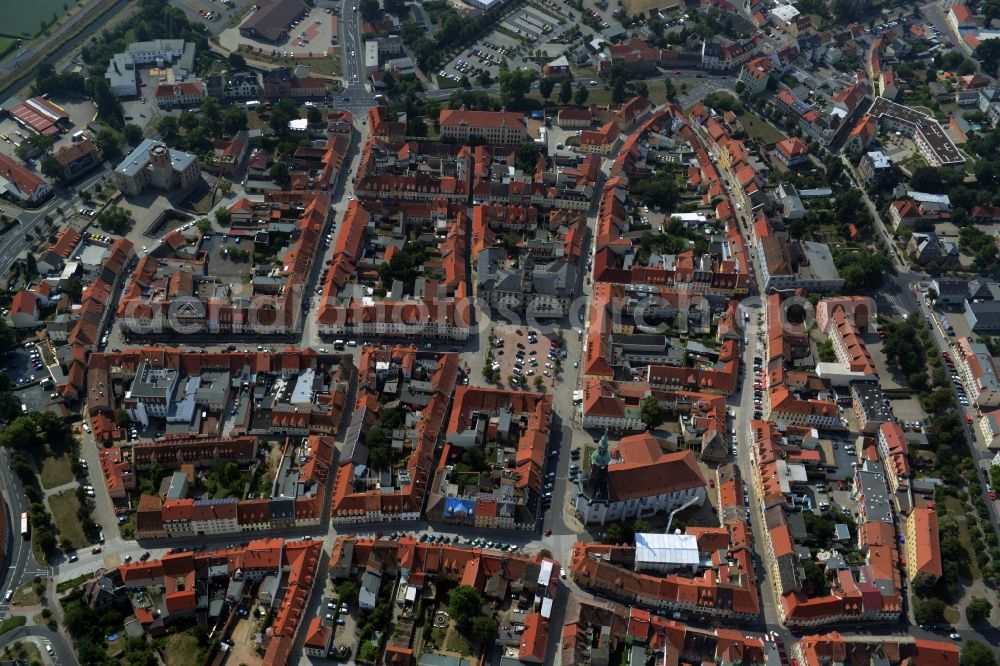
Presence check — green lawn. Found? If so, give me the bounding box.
[12,580,41,606]
[39,453,74,489]
[736,110,787,145]
[436,75,463,90]
[163,634,202,666]
[943,605,961,624]
[0,616,25,637]
[0,38,16,60]
[580,445,597,472]
[48,491,89,550]
[189,189,219,215]
[245,52,341,78]
[8,0,81,38]
[11,640,43,665]
[56,572,92,594]
[945,496,981,581]
[444,625,473,656]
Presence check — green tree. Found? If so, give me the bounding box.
[802,559,829,594]
[89,77,124,128]
[222,107,248,135]
[366,426,391,468]
[498,68,537,105]
[63,277,83,302]
[961,642,998,666]
[515,143,540,173]
[196,95,221,130]
[975,40,1000,76]
[558,79,572,105]
[217,177,233,198]
[611,78,627,104]
[471,616,497,644]
[269,98,300,135]
[94,127,124,161]
[336,580,359,603]
[603,521,633,544]
[35,527,56,557]
[459,446,486,470]
[215,208,232,226]
[385,0,407,14]
[640,396,664,428]
[914,598,946,625]
[958,58,977,76]
[16,132,57,160]
[156,115,180,143]
[359,0,380,20]
[32,61,86,97]
[40,155,63,181]
[407,116,427,137]
[179,110,200,132]
[539,77,555,100]
[123,123,143,145]
[966,597,993,624]
[228,52,246,70]
[307,105,323,124]
[96,205,132,234]
[196,218,212,233]
[574,83,589,106]
[269,161,289,183]
[448,585,483,624]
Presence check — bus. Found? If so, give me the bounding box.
[20,512,29,539]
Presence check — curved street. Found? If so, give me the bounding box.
[0,624,76,665]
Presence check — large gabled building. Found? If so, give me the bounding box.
[114,139,202,197]
[438,107,527,145]
[574,431,707,525]
[0,153,52,203]
[239,0,308,42]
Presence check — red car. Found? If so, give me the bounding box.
[544,528,552,536]
[989,490,997,501]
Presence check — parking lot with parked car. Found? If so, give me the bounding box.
[489,325,566,390]
[435,0,616,90]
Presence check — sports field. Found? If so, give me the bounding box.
[5,0,80,39]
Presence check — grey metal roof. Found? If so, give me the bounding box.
[115,139,197,178]
[856,467,893,524]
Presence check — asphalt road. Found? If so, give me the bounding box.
[337,0,375,114]
[0,625,76,665]
[0,167,112,277]
[0,448,47,619]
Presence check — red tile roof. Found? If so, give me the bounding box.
[776,137,809,159]
[910,508,942,580]
[10,291,36,317]
[439,107,525,130]
[153,82,206,99]
[0,153,48,198]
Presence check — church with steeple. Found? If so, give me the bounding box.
[572,430,708,525]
